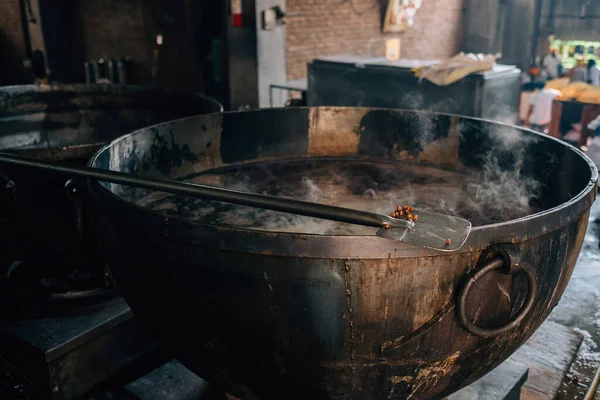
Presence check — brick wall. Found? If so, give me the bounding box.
[286,0,465,80]
[0,0,28,84]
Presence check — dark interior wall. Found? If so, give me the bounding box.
[77,0,155,84]
[0,0,153,84]
[153,0,205,91]
[0,0,29,84]
[463,0,536,70]
[462,0,500,54]
[540,0,600,41]
[199,0,229,106]
[39,0,85,82]
[498,0,537,69]
[73,0,209,90]
[1,0,212,89]
[0,0,157,84]
[0,0,230,103]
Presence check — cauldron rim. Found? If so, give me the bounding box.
[0,84,223,159]
[87,107,599,258]
[0,83,223,114]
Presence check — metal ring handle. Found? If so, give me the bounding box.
[457,257,538,338]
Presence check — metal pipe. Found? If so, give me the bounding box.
[584,363,600,400]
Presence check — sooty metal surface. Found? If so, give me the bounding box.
[86,107,596,399]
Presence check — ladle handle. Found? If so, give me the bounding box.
[0,152,397,230]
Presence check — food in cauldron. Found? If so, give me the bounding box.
[135,160,537,233]
[86,107,597,399]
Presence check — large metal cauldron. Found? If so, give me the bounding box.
[87,108,597,399]
[0,84,222,289]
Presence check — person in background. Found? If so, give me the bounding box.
[525,87,562,133]
[542,49,561,79]
[572,58,588,82]
[588,59,600,85]
[522,65,546,91]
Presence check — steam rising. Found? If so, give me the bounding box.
[460,124,541,225]
[136,103,544,235]
[137,155,541,236]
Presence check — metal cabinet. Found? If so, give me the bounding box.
[307,55,521,121]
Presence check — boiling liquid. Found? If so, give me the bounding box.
[136,159,540,234]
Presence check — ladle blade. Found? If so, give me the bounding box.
[377,209,471,251]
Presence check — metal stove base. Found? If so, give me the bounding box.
[0,296,157,400]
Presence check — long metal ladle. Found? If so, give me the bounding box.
[0,152,472,252]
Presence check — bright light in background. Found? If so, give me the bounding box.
[156,34,164,46]
[402,0,423,27]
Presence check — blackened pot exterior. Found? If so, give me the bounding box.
[87,108,597,399]
[0,84,222,277]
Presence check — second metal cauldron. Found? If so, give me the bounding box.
[87,107,597,399]
[0,84,222,288]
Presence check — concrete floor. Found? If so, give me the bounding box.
[550,199,600,398]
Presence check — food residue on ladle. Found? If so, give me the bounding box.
[390,205,418,226]
[384,205,418,230]
[446,239,452,245]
